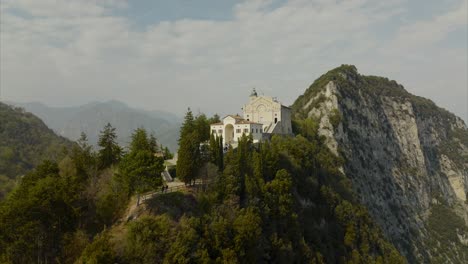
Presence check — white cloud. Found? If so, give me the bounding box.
[382,0,467,55]
[0,0,466,122]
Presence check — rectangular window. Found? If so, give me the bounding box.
[236,129,241,133]
[218,129,222,133]
[251,128,254,133]
[212,129,216,134]
[244,128,249,133]
[256,128,258,133]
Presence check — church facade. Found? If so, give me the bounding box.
[210,89,292,146]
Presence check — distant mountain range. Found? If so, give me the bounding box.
[9,100,181,152]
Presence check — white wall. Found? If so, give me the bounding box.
[243,96,292,134]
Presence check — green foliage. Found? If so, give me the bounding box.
[0,127,128,263]
[439,128,468,168]
[329,108,342,129]
[0,175,15,200]
[124,215,175,263]
[119,128,165,205]
[292,64,357,118]
[161,145,174,159]
[112,117,402,263]
[176,109,217,184]
[0,103,72,197]
[97,123,122,169]
[177,130,201,184]
[426,204,468,263]
[1,93,410,263]
[79,232,117,264]
[209,133,224,171]
[0,161,78,263]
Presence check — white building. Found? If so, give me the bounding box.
[211,115,263,145]
[210,89,293,146]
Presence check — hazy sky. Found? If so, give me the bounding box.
[1,0,467,121]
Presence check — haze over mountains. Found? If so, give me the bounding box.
[10,100,181,152]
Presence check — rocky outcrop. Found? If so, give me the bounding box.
[293,65,468,263]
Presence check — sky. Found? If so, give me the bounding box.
[0,0,467,121]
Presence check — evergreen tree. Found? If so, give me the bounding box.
[236,134,253,207]
[129,128,150,153]
[71,132,96,180]
[119,128,164,205]
[179,108,195,142]
[177,131,200,185]
[148,133,159,153]
[209,114,221,124]
[194,114,210,142]
[176,109,208,185]
[217,135,224,171]
[209,133,224,171]
[97,123,121,169]
[162,146,173,160]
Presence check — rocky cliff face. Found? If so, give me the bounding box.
[293,65,468,263]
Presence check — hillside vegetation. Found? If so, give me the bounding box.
[0,102,73,198]
[0,107,405,263]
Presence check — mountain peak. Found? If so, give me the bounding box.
[292,66,468,262]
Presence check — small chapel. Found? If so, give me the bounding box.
[210,89,292,146]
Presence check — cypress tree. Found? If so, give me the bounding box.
[177,131,200,185]
[177,109,200,185]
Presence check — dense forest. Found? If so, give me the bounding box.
[0,105,405,263]
[0,102,73,199]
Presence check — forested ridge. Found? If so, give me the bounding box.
[0,105,405,263]
[0,102,73,199]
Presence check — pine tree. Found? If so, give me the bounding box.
[97,123,121,169]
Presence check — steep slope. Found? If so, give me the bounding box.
[12,101,181,152]
[292,65,468,263]
[0,102,73,198]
